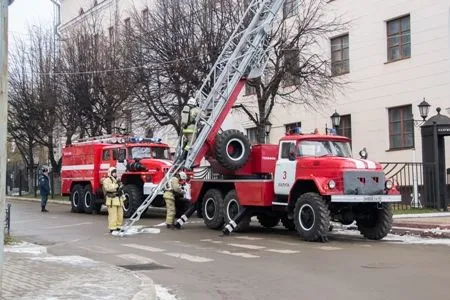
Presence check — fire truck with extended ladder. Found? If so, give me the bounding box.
[121,0,401,241]
[61,135,176,218]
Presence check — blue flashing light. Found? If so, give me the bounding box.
[128,136,162,143]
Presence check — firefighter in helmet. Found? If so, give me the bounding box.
[163,171,187,229]
[102,167,124,233]
[181,97,202,156]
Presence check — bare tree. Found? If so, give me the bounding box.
[8,27,60,174]
[58,13,135,138]
[237,0,347,142]
[125,0,244,134]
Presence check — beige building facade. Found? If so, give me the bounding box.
[58,0,450,168]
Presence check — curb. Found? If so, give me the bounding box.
[391,227,450,239]
[393,222,450,230]
[394,212,450,219]
[6,196,70,205]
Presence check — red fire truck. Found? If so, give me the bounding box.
[188,131,401,241]
[61,135,173,218]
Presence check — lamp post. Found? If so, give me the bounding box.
[264,122,272,143]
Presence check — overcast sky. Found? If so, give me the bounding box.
[8,0,54,43]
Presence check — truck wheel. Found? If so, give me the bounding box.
[281,217,296,231]
[357,204,393,240]
[70,185,84,213]
[123,184,143,219]
[81,186,95,214]
[201,189,224,229]
[222,190,250,232]
[257,215,280,228]
[294,193,330,242]
[215,129,250,170]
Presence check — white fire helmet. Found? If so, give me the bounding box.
[187,97,197,106]
[178,171,187,180]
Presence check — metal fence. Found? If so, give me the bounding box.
[4,203,11,236]
[380,162,443,209]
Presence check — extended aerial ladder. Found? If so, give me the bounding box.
[120,0,286,234]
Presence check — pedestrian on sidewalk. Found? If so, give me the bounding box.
[163,172,186,229]
[39,168,50,212]
[102,167,124,233]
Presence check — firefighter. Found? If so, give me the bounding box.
[102,167,124,233]
[163,171,187,229]
[180,97,202,156]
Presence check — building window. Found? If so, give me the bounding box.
[108,26,114,41]
[283,48,299,86]
[246,127,258,144]
[245,83,256,96]
[387,15,411,62]
[331,34,349,76]
[338,114,352,141]
[142,8,149,26]
[283,0,297,19]
[124,18,131,31]
[388,105,414,149]
[285,122,301,134]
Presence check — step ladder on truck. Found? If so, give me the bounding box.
[122,0,402,242]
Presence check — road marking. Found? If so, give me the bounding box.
[269,240,301,246]
[77,245,117,254]
[13,218,42,224]
[235,236,263,241]
[217,250,260,258]
[228,243,266,250]
[164,253,213,263]
[154,222,167,227]
[117,254,159,264]
[265,249,300,254]
[200,239,223,244]
[317,246,343,251]
[122,244,165,252]
[44,222,93,229]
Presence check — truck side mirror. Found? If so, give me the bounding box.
[288,150,296,161]
[359,147,368,159]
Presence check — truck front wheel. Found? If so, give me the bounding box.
[123,184,143,219]
[201,189,224,229]
[222,190,251,232]
[356,204,393,240]
[294,193,330,242]
[70,184,84,213]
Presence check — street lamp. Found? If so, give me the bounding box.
[330,110,341,131]
[264,122,272,143]
[418,98,431,121]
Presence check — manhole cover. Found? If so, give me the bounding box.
[118,263,172,271]
[361,263,402,269]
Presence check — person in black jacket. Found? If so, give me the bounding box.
[39,168,50,212]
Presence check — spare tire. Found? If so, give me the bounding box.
[215,129,251,170]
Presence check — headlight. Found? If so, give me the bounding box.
[385,180,393,190]
[328,180,336,189]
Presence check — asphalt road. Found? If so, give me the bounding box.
[7,200,450,300]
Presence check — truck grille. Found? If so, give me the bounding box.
[343,171,385,195]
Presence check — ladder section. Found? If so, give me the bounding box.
[182,0,286,169]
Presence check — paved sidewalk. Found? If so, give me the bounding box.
[1,242,156,300]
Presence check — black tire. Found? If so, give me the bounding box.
[81,186,95,214]
[281,217,296,231]
[123,184,143,219]
[293,193,330,242]
[257,215,280,228]
[222,190,251,232]
[70,184,84,213]
[215,129,251,170]
[201,189,225,229]
[357,204,393,240]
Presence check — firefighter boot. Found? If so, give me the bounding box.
[41,206,49,213]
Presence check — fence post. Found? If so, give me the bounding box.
[19,169,22,196]
[51,171,54,199]
[6,203,10,236]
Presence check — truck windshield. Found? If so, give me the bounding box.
[130,147,170,160]
[297,140,352,158]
